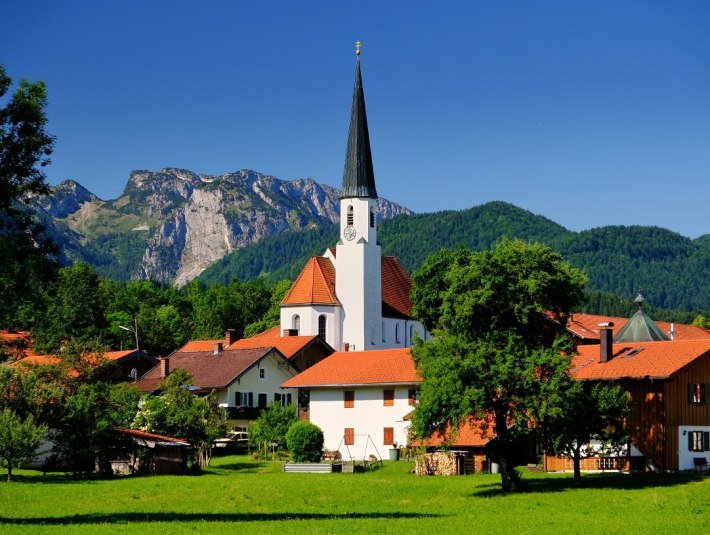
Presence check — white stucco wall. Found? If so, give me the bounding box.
[221,352,298,408]
[309,385,417,459]
[280,304,340,349]
[678,426,710,470]
[376,318,428,350]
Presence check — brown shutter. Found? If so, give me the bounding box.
[383,389,394,406]
[384,427,394,445]
[689,432,695,451]
[704,432,710,451]
[408,389,417,406]
[344,390,355,408]
[704,384,709,405]
[688,383,694,403]
[344,428,355,445]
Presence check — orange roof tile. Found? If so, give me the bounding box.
[281,257,339,306]
[281,348,420,388]
[571,339,710,380]
[250,325,281,338]
[0,330,30,343]
[229,334,323,359]
[411,416,496,448]
[381,256,413,319]
[178,340,225,352]
[559,313,710,342]
[11,354,61,367]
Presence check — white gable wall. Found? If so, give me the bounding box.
[309,385,416,459]
[221,352,298,409]
[279,304,341,350]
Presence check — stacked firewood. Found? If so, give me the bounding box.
[414,451,460,476]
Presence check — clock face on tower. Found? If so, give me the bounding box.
[344,225,356,241]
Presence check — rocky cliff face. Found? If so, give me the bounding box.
[35,168,410,286]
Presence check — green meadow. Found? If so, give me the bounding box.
[1,456,707,534]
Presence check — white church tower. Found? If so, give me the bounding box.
[334,47,382,351]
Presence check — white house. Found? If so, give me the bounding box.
[277,52,428,353]
[282,348,420,459]
[136,344,300,428]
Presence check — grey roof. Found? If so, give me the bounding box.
[340,60,377,199]
[614,298,670,343]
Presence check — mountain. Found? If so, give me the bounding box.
[31,169,409,285]
[198,202,710,314]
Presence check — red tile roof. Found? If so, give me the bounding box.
[230,333,322,359]
[281,348,420,388]
[0,330,30,343]
[558,313,710,342]
[571,339,710,380]
[178,339,225,352]
[410,416,496,448]
[381,256,413,319]
[135,347,284,392]
[280,254,414,318]
[11,354,61,367]
[281,257,339,306]
[250,325,281,338]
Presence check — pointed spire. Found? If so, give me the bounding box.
[340,43,377,199]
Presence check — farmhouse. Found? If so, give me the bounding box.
[282,348,420,459]
[136,345,300,428]
[569,322,710,471]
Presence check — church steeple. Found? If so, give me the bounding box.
[341,45,377,199]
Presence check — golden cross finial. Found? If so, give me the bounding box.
[355,40,362,56]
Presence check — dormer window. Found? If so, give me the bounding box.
[347,205,354,226]
[689,383,706,404]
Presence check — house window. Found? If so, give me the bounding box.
[274,393,281,405]
[344,390,355,408]
[688,431,710,452]
[344,428,355,446]
[370,210,375,228]
[408,388,418,406]
[383,389,395,406]
[318,315,326,340]
[235,392,253,407]
[689,383,706,404]
[259,368,266,380]
[383,427,394,446]
[347,205,354,226]
[292,315,300,332]
[395,323,400,344]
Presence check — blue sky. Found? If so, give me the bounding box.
[3,1,709,238]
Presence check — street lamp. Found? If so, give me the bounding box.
[119,316,139,350]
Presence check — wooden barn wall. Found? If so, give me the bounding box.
[621,380,665,470]
[664,352,710,427]
[664,425,679,471]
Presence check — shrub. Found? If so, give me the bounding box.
[286,421,324,463]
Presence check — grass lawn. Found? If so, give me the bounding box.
[1,455,708,534]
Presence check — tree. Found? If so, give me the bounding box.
[244,279,292,337]
[0,65,58,328]
[541,380,630,485]
[286,421,324,462]
[248,402,297,456]
[132,369,226,468]
[410,239,587,494]
[0,409,47,481]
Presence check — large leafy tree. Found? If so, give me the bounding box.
[0,65,58,328]
[541,380,630,485]
[411,239,587,494]
[0,409,47,481]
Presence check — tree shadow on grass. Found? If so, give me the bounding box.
[0,512,441,526]
[469,472,708,498]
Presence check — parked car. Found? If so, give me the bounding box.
[213,430,249,450]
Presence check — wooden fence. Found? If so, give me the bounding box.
[544,455,645,472]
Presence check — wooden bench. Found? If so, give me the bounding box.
[283,463,341,473]
[693,457,709,472]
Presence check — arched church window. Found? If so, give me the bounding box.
[382,321,386,342]
[318,315,327,340]
[347,205,354,226]
[410,325,415,345]
[395,323,400,344]
[292,315,300,332]
[370,210,375,228]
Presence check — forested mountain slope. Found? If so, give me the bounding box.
[199,201,710,313]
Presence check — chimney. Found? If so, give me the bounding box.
[225,329,237,347]
[344,343,350,352]
[283,329,299,337]
[213,342,223,355]
[599,322,614,363]
[668,323,676,341]
[159,356,170,378]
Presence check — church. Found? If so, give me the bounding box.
[277,48,428,352]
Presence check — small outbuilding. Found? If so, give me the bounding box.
[100,428,191,475]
